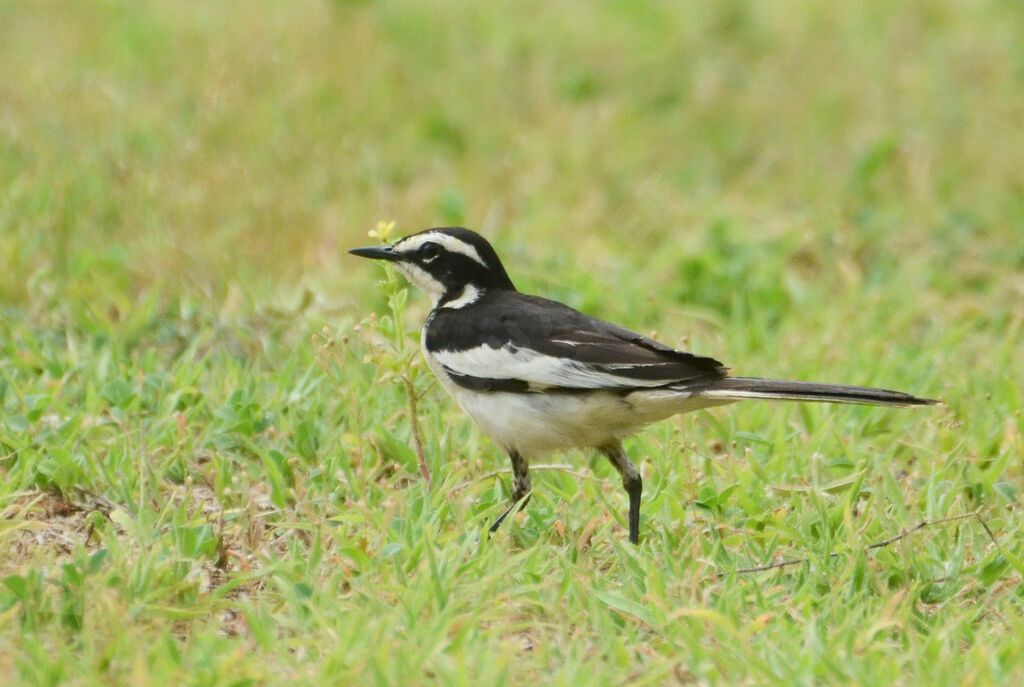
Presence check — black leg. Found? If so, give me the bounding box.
[489,450,531,535]
[600,442,643,544]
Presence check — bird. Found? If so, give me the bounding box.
[349,227,938,544]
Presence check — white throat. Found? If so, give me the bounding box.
[395,263,445,306]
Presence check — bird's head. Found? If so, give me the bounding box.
[349,227,516,308]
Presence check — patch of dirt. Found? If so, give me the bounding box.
[1,490,101,575]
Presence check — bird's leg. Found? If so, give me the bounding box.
[600,442,643,544]
[489,449,531,535]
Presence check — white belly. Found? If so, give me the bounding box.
[424,346,731,456]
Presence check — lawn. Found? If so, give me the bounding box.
[1,0,1022,684]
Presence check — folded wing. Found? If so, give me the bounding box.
[428,293,727,392]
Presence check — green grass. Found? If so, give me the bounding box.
[2,0,1023,684]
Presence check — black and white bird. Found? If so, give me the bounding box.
[350,227,937,544]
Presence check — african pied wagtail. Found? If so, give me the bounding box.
[350,227,937,544]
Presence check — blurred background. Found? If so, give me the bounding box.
[3,0,1021,323]
[2,0,1023,447]
[2,3,1022,681]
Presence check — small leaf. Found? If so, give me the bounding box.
[6,415,29,432]
[88,549,109,574]
[379,542,404,559]
[980,555,1010,585]
[61,563,82,588]
[339,547,371,570]
[594,590,655,627]
[3,575,28,599]
[108,508,135,532]
[101,379,135,408]
[994,482,1018,503]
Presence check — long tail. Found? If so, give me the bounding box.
[696,377,939,407]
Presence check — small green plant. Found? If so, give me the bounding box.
[316,221,434,485]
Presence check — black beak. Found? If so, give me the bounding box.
[348,245,402,261]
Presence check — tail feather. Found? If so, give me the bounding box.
[696,377,939,408]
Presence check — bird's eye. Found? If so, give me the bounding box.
[419,242,441,261]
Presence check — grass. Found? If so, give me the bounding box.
[1,0,1023,684]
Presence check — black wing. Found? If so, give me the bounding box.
[425,292,727,391]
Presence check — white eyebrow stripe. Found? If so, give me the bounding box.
[396,232,487,267]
